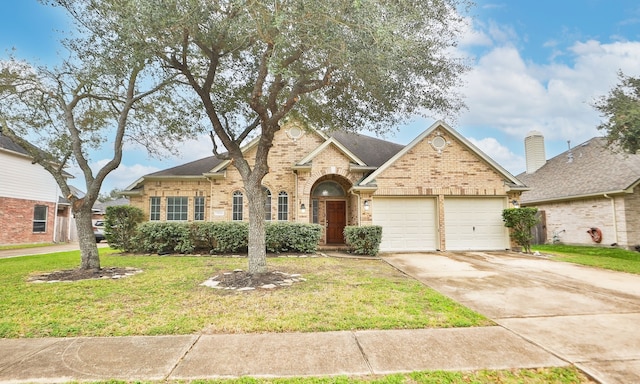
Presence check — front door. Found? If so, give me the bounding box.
[326,201,346,244]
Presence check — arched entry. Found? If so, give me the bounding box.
[310,178,349,244]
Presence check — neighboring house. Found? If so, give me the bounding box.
[518,132,640,249]
[0,134,73,245]
[123,121,526,252]
[92,197,130,221]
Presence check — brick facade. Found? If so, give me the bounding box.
[127,122,523,249]
[0,197,56,245]
[533,188,640,249]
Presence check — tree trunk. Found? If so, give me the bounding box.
[245,181,267,274]
[74,207,101,270]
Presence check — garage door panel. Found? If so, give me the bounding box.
[373,198,437,252]
[444,198,508,251]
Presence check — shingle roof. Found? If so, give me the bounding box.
[141,131,404,178]
[0,134,29,155]
[146,155,225,177]
[518,137,640,203]
[329,131,404,167]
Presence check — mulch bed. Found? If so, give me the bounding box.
[28,267,143,283]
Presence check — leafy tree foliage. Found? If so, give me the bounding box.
[60,0,470,273]
[594,72,640,154]
[104,205,146,252]
[502,207,539,254]
[0,2,200,270]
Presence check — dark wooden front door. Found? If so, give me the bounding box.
[326,201,346,244]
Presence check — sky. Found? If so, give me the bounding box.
[1,0,640,194]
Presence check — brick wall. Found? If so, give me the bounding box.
[373,131,508,196]
[529,188,640,249]
[0,197,56,245]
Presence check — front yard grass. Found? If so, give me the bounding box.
[0,249,490,338]
[532,244,640,274]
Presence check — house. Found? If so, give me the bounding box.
[123,121,527,252]
[0,134,74,245]
[517,132,640,249]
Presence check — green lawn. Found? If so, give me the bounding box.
[93,366,592,383]
[0,249,490,338]
[532,244,640,274]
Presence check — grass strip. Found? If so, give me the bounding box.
[532,244,640,274]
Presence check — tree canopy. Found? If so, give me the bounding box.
[594,72,640,154]
[0,1,200,269]
[54,0,471,273]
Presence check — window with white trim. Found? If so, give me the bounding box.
[150,197,160,221]
[263,187,272,221]
[194,196,205,221]
[278,191,288,221]
[33,205,47,232]
[232,191,243,221]
[166,197,188,221]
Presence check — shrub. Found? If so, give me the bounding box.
[344,225,382,256]
[266,222,323,253]
[104,205,145,252]
[192,222,248,253]
[502,207,539,253]
[133,222,193,254]
[131,221,322,255]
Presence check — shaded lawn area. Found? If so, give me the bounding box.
[0,249,490,338]
[532,244,640,274]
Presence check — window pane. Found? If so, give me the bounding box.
[312,199,319,224]
[278,191,288,221]
[33,206,47,221]
[150,197,160,221]
[32,206,47,233]
[166,197,188,221]
[194,196,205,221]
[232,191,243,221]
[312,181,345,197]
[264,187,272,221]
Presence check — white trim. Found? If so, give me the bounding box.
[360,120,524,187]
[296,137,367,166]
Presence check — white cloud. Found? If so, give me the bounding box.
[468,137,524,175]
[458,33,640,156]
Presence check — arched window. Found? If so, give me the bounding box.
[232,191,243,221]
[278,191,288,221]
[312,181,345,197]
[263,187,272,221]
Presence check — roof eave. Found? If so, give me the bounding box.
[522,189,632,205]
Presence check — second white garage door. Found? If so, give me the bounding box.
[444,197,508,250]
[373,197,438,252]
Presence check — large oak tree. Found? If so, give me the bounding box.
[0,4,198,270]
[62,0,470,274]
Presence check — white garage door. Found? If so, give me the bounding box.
[444,198,508,251]
[373,198,438,252]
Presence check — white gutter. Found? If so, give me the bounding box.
[604,194,619,245]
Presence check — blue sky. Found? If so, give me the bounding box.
[2,0,640,193]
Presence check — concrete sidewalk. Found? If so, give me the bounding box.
[0,328,567,383]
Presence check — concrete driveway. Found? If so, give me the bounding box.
[383,251,640,384]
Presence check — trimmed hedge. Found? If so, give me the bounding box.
[132,221,322,255]
[344,225,382,256]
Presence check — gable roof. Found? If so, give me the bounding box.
[518,137,640,203]
[359,120,525,188]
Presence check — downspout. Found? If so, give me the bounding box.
[604,194,618,245]
[52,185,60,243]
